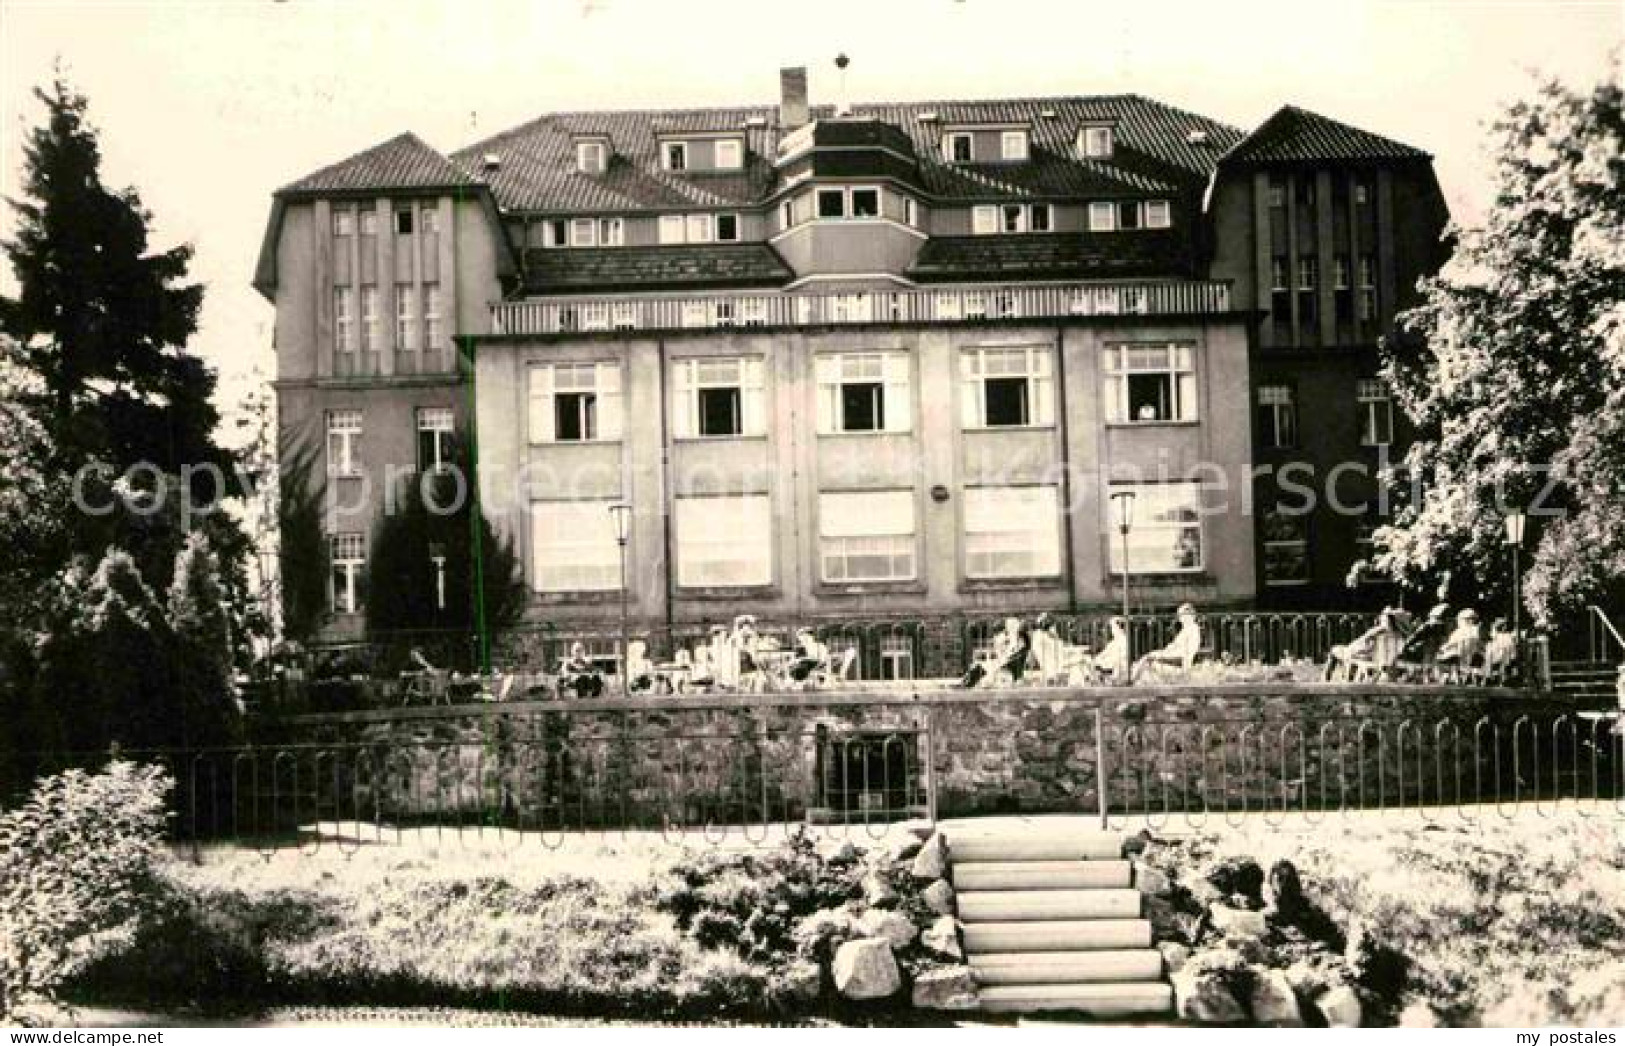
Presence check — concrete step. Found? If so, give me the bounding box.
[959,888,1141,922]
[962,918,1152,954]
[954,859,1132,891]
[948,833,1125,863]
[977,981,1173,1016]
[971,948,1164,985]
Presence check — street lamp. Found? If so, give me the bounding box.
[608,502,633,693]
[1110,490,1137,680]
[428,542,447,613]
[1504,511,1526,639]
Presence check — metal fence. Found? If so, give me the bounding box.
[8,687,1620,854]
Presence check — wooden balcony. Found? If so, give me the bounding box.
[490,279,1235,337]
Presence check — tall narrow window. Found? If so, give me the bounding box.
[325,409,362,477]
[332,208,353,283]
[1256,384,1297,448]
[714,139,743,169]
[1000,129,1029,161]
[1357,379,1393,447]
[416,407,455,472]
[972,206,998,235]
[394,208,413,236]
[1298,257,1319,291]
[964,486,1061,578]
[1262,509,1310,586]
[600,217,624,246]
[423,283,443,350]
[781,200,795,230]
[576,140,606,174]
[671,358,764,438]
[685,214,714,243]
[664,141,688,171]
[1103,343,1198,423]
[715,214,740,241]
[359,287,379,352]
[569,218,598,247]
[1144,200,1172,228]
[1000,204,1027,233]
[333,288,355,353]
[1030,203,1052,232]
[946,133,973,163]
[395,284,418,350]
[1088,201,1117,231]
[1080,125,1113,158]
[961,346,1054,428]
[328,533,366,614]
[1359,254,1378,321]
[1118,200,1142,230]
[820,490,916,582]
[528,362,623,443]
[817,352,911,434]
[903,198,919,227]
[658,215,685,244]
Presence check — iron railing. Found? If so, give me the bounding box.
[8,687,1619,855]
[489,279,1235,337]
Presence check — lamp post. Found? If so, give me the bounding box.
[1504,511,1526,639]
[609,502,633,693]
[1110,490,1137,680]
[428,542,447,613]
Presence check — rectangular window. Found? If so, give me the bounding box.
[395,284,418,350]
[1081,125,1113,158]
[960,346,1054,429]
[716,213,740,241]
[326,409,362,477]
[329,532,365,614]
[1296,179,1316,206]
[569,218,598,247]
[576,140,606,173]
[1144,200,1171,229]
[964,486,1061,579]
[904,198,918,227]
[1268,177,1286,208]
[1030,203,1052,232]
[416,407,455,472]
[333,288,355,353]
[675,494,772,587]
[1107,482,1204,574]
[1298,256,1319,291]
[600,217,624,246]
[850,188,880,218]
[1103,343,1198,423]
[820,490,916,582]
[671,357,764,438]
[1118,200,1142,230]
[781,200,795,230]
[332,209,354,236]
[816,352,911,434]
[1359,254,1378,321]
[1270,257,1289,292]
[972,205,998,235]
[1001,204,1027,233]
[1358,378,1394,447]
[1000,129,1029,161]
[394,209,413,236]
[817,188,846,219]
[714,139,742,169]
[685,214,714,243]
[879,635,915,680]
[542,219,569,248]
[530,500,622,592]
[423,283,442,349]
[1256,384,1297,448]
[946,132,973,163]
[658,215,685,244]
[1262,508,1311,586]
[1355,181,1371,206]
[1334,255,1351,290]
[359,210,377,236]
[1088,201,1117,231]
[527,362,623,443]
[419,207,438,234]
[359,287,379,352]
[664,141,688,171]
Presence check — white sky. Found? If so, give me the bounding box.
[1,0,1621,444]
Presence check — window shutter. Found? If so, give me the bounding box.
[598,362,623,439]
[742,358,765,436]
[884,353,911,433]
[671,361,694,438]
[528,366,555,443]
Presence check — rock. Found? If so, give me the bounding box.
[832,938,901,1000]
[885,836,924,864]
[1204,855,1265,907]
[859,908,918,950]
[911,832,948,880]
[922,879,956,915]
[899,818,936,841]
[1263,860,1307,921]
[1157,941,1191,975]
[911,966,979,1011]
[1172,970,1246,1023]
[1135,863,1172,896]
[821,840,861,864]
[1318,985,1363,1028]
[779,959,823,1003]
[862,870,899,908]
[921,915,964,960]
[1398,1000,1439,1028]
[1122,830,1152,855]
[1210,903,1269,939]
[1248,970,1305,1027]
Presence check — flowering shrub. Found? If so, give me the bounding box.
[0,761,170,1022]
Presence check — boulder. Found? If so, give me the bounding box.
[832,938,902,1000]
[921,915,964,961]
[1172,970,1246,1023]
[899,818,937,841]
[1249,970,1305,1027]
[911,832,948,879]
[1122,830,1151,856]
[911,966,979,1011]
[1318,985,1364,1028]
[779,959,823,1003]
[1204,855,1265,907]
[922,878,956,915]
[862,870,899,908]
[1263,860,1307,922]
[1134,863,1172,896]
[1210,904,1269,939]
[1157,941,1191,975]
[859,908,918,950]
[821,840,861,865]
[885,836,924,864]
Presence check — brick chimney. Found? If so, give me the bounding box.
[780,66,808,129]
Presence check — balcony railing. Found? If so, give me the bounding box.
[490,279,1234,337]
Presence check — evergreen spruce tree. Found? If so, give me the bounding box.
[167,532,241,746]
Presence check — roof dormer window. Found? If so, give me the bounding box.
[714,139,743,170]
[1000,129,1029,161]
[1079,124,1115,159]
[663,141,688,171]
[576,140,607,174]
[945,132,974,164]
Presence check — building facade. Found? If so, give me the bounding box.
[254,68,1448,658]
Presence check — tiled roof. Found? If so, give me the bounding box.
[519,244,793,294]
[1221,106,1430,165]
[447,95,1244,214]
[278,132,481,195]
[906,231,1193,283]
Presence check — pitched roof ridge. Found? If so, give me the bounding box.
[278,129,479,194]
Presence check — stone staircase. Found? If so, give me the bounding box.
[945,826,1173,1017]
[1550,659,1619,703]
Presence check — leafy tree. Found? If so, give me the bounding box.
[0,76,232,488]
[364,451,526,665]
[1375,72,1625,625]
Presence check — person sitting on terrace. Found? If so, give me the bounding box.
[1323,606,1409,682]
[1482,617,1519,683]
[958,617,1032,688]
[625,639,656,694]
[1433,608,1485,681]
[1091,616,1132,683]
[1030,613,1091,685]
[1391,603,1452,680]
[684,639,718,691]
[787,627,830,687]
[558,641,604,699]
[1132,604,1203,682]
[732,615,767,692]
